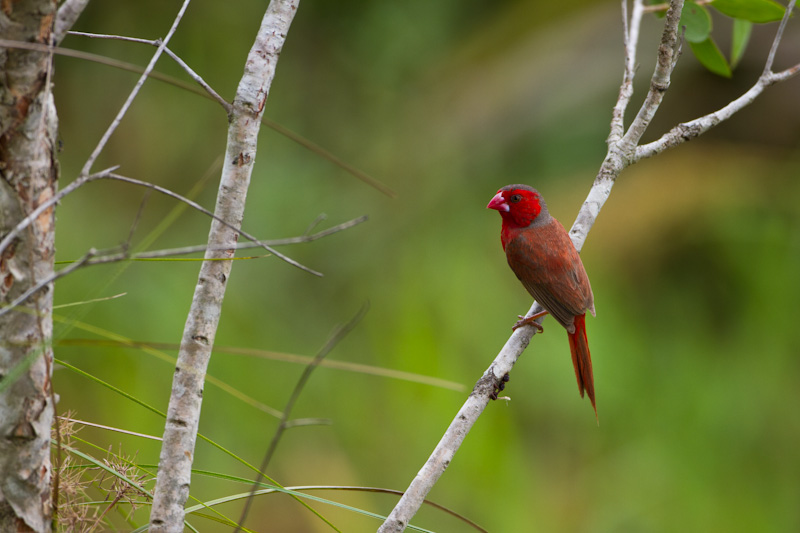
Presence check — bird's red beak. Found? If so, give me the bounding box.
[487,192,509,212]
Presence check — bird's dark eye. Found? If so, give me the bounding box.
[509,194,523,203]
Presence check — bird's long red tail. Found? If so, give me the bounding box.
[567,314,596,417]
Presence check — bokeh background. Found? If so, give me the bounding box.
[50,0,799,531]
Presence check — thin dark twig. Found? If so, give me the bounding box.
[262,118,398,198]
[0,251,95,319]
[0,189,363,318]
[0,165,117,258]
[123,190,152,254]
[67,31,232,112]
[304,213,328,236]
[2,214,365,322]
[105,173,322,276]
[235,303,370,532]
[75,215,368,264]
[80,0,193,176]
[232,485,488,533]
[0,38,395,197]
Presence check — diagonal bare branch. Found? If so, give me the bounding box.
[148,2,312,531]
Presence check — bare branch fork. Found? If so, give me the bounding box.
[378,0,798,530]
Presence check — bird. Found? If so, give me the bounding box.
[487,184,597,415]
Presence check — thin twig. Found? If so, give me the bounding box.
[0,37,396,197]
[2,211,362,314]
[227,485,487,532]
[105,172,322,276]
[56,338,466,392]
[235,303,369,532]
[53,0,90,44]
[59,417,163,441]
[123,190,152,254]
[764,0,795,75]
[262,118,398,198]
[0,251,95,319]
[68,31,233,113]
[0,165,118,259]
[79,0,193,176]
[83,215,367,262]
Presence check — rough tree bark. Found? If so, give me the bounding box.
[148,1,301,531]
[0,1,59,531]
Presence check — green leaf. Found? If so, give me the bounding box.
[710,0,785,23]
[681,1,713,43]
[731,18,753,68]
[689,37,733,77]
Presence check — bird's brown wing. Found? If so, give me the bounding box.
[504,220,594,331]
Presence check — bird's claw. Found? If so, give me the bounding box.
[512,315,544,333]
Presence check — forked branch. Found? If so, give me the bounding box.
[378,0,797,530]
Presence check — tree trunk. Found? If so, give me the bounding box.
[0,1,59,531]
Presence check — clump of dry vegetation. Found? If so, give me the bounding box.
[53,414,152,532]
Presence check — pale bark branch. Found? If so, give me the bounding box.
[379,0,798,530]
[619,0,684,152]
[609,0,644,145]
[53,0,90,45]
[148,1,301,531]
[635,0,799,161]
[377,328,538,533]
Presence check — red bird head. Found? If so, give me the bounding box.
[487,184,550,229]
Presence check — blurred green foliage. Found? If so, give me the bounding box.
[49,0,799,531]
